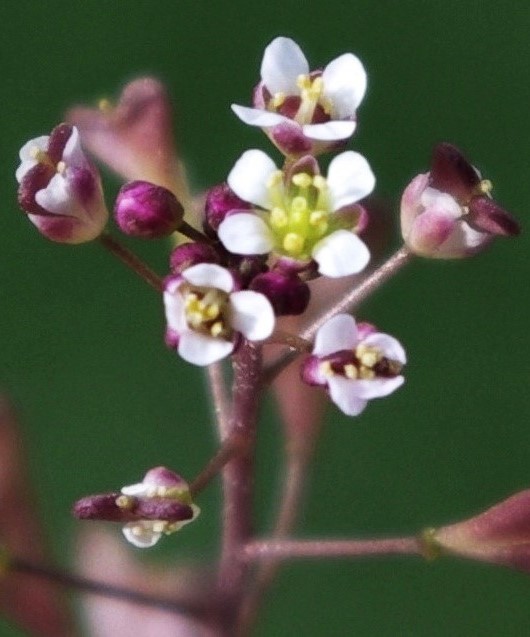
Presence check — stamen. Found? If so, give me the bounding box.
[320,361,334,377]
[98,98,113,113]
[283,232,305,255]
[292,172,313,189]
[271,92,286,109]
[115,495,135,510]
[270,206,288,228]
[344,364,358,379]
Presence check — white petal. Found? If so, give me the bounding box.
[327,151,376,209]
[122,522,162,548]
[35,173,73,216]
[227,149,277,209]
[322,53,367,117]
[16,135,49,183]
[121,482,150,497]
[327,375,367,416]
[231,105,288,128]
[313,314,358,356]
[302,120,356,141]
[312,230,370,277]
[362,333,407,364]
[230,291,275,341]
[353,376,405,400]
[218,213,274,255]
[182,263,234,293]
[163,283,188,333]
[261,37,309,94]
[178,331,234,366]
[421,188,461,218]
[62,126,89,168]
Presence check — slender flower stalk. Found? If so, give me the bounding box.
[243,537,422,561]
[98,233,164,292]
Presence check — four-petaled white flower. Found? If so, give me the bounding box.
[164,263,275,366]
[217,149,374,278]
[232,37,367,154]
[301,314,406,416]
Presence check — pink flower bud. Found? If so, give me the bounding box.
[203,182,252,235]
[16,124,108,244]
[401,143,520,259]
[169,242,221,273]
[431,489,530,572]
[250,270,310,316]
[114,180,184,238]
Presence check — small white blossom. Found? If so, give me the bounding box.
[301,314,406,416]
[218,149,374,277]
[232,37,367,153]
[164,263,275,366]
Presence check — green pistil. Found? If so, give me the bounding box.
[266,171,337,260]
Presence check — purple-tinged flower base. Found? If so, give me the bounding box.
[16,124,108,243]
[169,242,221,274]
[204,182,252,235]
[432,489,530,572]
[401,143,520,259]
[114,180,184,238]
[301,314,406,416]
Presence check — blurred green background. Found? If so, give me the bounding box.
[1,1,530,635]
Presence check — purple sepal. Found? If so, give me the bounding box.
[165,327,180,349]
[204,182,251,235]
[47,123,74,164]
[430,142,480,200]
[18,163,55,216]
[270,122,312,156]
[169,242,220,273]
[72,493,194,523]
[467,196,521,236]
[300,355,324,387]
[250,271,310,316]
[114,180,184,238]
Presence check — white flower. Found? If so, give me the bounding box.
[164,263,275,366]
[217,149,374,278]
[301,314,406,416]
[16,124,108,243]
[232,37,367,152]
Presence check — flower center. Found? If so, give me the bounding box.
[266,170,342,261]
[30,146,56,170]
[181,284,231,338]
[320,344,403,381]
[269,74,332,125]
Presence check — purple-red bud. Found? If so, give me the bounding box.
[169,241,220,273]
[250,270,310,316]
[204,182,251,235]
[114,180,184,238]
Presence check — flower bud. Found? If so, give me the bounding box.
[204,182,251,235]
[428,489,530,572]
[250,270,310,316]
[169,241,220,273]
[401,143,520,259]
[114,180,184,238]
[16,124,108,243]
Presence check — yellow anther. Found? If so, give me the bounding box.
[292,172,313,189]
[266,170,284,189]
[312,175,327,190]
[479,179,493,195]
[30,147,55,169]
[308,76,324,99]
[116,495,135,510]
[359,367,375,380]
[359,351,379,368]
[152,521,168,533]
[98,98,113,113]
[309,210,327,225]
[270,206,288,228]
[319,361,334,377]
[320,95,333,115]
[271,92,286,109]
[283,232,305,255]
[56,160,66,174]
[296,74,312,91]
[210,321,224,337]
[344,364,358,379]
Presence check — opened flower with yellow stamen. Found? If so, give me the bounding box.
[164,263,275,366]
[217,149,374,278]
[232,37,367,156]
[301,314,406,416]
